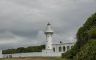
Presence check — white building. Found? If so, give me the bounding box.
[0,23,75,58]
[0,50,3,58]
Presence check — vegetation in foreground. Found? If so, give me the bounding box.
[62,13,96,60]
[75,40,96,60]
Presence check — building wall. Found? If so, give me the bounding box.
[3,52,62,58]
[52,43,74,53]
[0,50,3,58]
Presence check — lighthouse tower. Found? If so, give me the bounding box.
[45,23,53,50]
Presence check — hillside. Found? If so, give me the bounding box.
[62,13,96,59]
[76,13,96,48]
[76,40,96,60]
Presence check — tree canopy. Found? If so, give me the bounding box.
[3,45,45,54]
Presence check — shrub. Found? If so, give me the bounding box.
[62,44,79,59]
[76,40,96,60]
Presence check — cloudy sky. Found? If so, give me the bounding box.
[0,0,96,49]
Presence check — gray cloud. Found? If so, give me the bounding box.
[0,0,96,49]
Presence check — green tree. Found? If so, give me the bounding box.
[2,45,45,54]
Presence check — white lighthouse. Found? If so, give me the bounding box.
[45,23,53,50]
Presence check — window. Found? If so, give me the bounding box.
[59,47,62,52]
[53,48,55,52]
[63,46,65,52]
[67,46,69,50]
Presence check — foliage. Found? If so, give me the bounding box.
[88,27,96,39]
[77,13,96,48]
[3,45,45,54]
[76,40,96,60]
[62,44,79,59]
[62,13,96,59]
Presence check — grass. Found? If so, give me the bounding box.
[0,57,71,60]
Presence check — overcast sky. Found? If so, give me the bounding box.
[0,0,96,49]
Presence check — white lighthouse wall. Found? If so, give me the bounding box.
[46,34,53,49]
